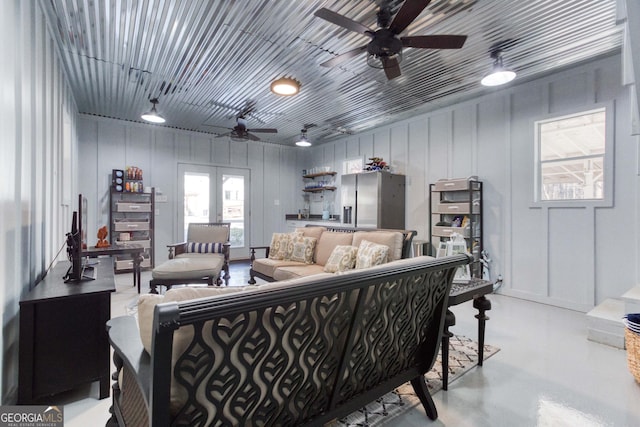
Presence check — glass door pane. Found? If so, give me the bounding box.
[184,172,211,239]
[179,164,250,260]
[218,168,250,260]
[221,174,245,247]
[177,164,218,241]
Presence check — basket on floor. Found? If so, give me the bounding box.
[625,313,640,384]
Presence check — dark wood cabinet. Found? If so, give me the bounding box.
[18,258,115,403]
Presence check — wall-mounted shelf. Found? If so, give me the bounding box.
[303,171,337,179]
[303,186,337,193]
[303,170,337,194]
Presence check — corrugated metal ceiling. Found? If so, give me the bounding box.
[40,0,622,146]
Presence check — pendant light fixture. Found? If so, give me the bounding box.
[295,127,312,147]
[141,98,166,123]
[480,49,516,87]
[270,77,301,96]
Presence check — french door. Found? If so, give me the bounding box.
[177,164,250,260]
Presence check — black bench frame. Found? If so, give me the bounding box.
[106,254,470,426]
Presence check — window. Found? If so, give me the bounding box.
[536,108,607,201]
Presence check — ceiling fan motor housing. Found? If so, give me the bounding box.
[368,29,403,57]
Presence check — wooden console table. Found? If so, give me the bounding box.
[442,278,493,390]
[18,258,115,403]
[84,244,144,293]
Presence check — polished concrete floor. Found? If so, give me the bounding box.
[59,262,640,427]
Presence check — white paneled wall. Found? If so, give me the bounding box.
[77,117,303,264]
[303,54,638,312]
[0,1,79,403]
[76,54,636,313]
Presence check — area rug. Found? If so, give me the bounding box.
[330,335,500,426]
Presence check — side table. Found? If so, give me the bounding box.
[83,244,144,293]
[442,278,493,390]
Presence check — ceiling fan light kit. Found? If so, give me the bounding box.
[141,98,166,123]
[270,77,301,96]
[367,51,402,69]
[481,50,516,86]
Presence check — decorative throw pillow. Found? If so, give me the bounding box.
[355,239,390,269]
[323,245,358,273]
[287,234,317,264]
[185,242,224,254]
[268,232,292,260]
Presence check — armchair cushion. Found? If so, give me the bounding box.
[185,242,225,254]
[187,224,229,243]
[152,256,224,279]
[355,239,390,269]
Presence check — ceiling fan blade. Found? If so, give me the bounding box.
[248,128,277,133]
[320,45,368,67]
[401,35,467,49]
[314,8,374,36]
[245,133,261,141]
[389,0,432,35]
[381,56,402,80]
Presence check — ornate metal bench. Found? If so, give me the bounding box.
[106,254,470,426]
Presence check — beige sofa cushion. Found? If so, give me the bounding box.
[252,258,306,278]
[295,226,326,241]
[355,239,390,269]
[315,232,355,266]
[273,264,327,281]
[323,245,358,273]
[352,231,403,261]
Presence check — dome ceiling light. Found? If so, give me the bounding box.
[270,77,301,96]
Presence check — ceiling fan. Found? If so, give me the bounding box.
[214,101,278,141]
[314,0,467,80]
[216,115,278,141]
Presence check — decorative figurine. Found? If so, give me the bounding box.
[95,225,110,248]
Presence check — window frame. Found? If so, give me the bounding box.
[532,102,614,208]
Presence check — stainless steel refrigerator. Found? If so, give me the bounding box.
[341,171,406,229]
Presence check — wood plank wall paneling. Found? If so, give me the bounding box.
[76,53,635,312]
[300,53,635,312]
[79,120,303,263]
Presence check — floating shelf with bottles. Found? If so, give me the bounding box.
[303,167,337,192]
